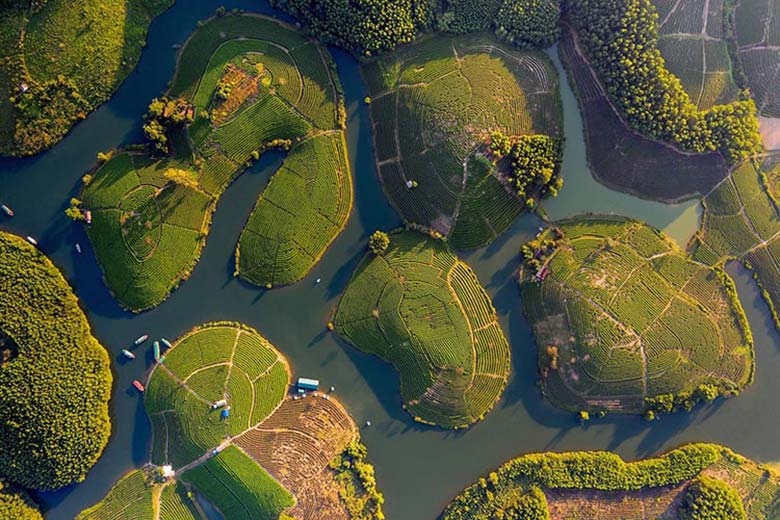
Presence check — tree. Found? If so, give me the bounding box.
[65,198,85,221]
[163,168,199,190]
[495,0,560,48]
[490,131,512,157]
[369,231,390,255]
[679,476,746,520]
[143,97,193,153]
[0,480,43,520]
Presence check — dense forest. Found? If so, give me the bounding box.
[0,480,42,520]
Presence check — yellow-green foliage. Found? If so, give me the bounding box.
[0,232,111,491]
[680,476,746,520]
[0,0,175,156]
[331,440,386,520]
[362,33,561,248]
[334,230,510,428]
[0,480,43,520]
[521,216,754,415]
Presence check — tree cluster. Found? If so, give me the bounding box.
[269,0,432,57]
[563,0,762,162]
[679,476,746,520]
[331,440,386,520]
[0,232,112,490]
[0,480,42,520]
[645,382,737,416]
[369,230,391,255]
[507,134,563,207]
[143,96,193,153]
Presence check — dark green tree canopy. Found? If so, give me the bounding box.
[679,476,747,520]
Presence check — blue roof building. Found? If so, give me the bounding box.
[297,377,319,391]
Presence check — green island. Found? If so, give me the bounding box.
[361,33,562,248]
[79,12,352,311]
[691,156,780,329]
[79,322,383,520]
[441,443,780,520]
[520,216,754,416]
[0,231,112,491]
[334,230,510,428]
[0,0,174,156]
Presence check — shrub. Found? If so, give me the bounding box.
[368,230,390,255]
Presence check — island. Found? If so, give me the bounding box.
[77,322,382,520]
[0,231,112,491]
[0,0,174,156]
[78,12,352,311]
[520,216,754,416]
[441,443,780,520]
[361,33,562,248]
[334,230,511,428]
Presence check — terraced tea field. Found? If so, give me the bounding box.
[735,0,780,118]
[560,27,729,202]
[652,0,739,110]
[82,13,352,311]
[333,230,511,428]
[521,216,754,414]
[692,156,780,329]
[80,321,383,520]
[361,34,561,248]
[441,444,780,520]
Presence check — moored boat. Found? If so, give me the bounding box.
[153,341,161,361]
[75,243,82,253]
[161,338,172,349]
[26,236,37,246]
[1,205,13,217]
[132,380,145,392]
[121,349,135,360]
[134,334,149,345]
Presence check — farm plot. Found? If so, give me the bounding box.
[76,469,205,520]
[736,0,780,117]
[361,33,562,249]
[521,216,754,415]
[653,0,739,110]
[333,230,511,428]
[82,14,352,311]
[559,27,729,202]
[441,444,780,520]
[692,157,780,330]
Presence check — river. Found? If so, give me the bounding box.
[1,1,779,519]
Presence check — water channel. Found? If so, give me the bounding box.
[1,1,779,518]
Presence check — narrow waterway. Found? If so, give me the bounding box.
[1,2,779,519]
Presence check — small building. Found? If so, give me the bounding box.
[297,377,319,391]
[211,399,228,409]
[161,465,175,479]
[221,406,230,419]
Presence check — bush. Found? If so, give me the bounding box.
[679,476,746,520]
[368,230,390,255]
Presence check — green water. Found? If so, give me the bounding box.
[0,2,778,519]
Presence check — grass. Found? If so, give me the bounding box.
[0,231,111,491]
[333,230,511,428]
[82,13,352,311]
[0,0,174,156]
[361,33,562,249]
[441,444,780,520]
[182,446,294,520]
[521,216,754,415]
[145,322,289,468]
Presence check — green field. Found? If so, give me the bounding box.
[361,33,562,249]
[692,157,780,329]
[652,0,740,110]
[441,443,780,520]
[0,0,174,156]
[735,0,780,117]
[0,232,111,491]
[521,216,754,415]
[81,13,352,311]
[334,230,511,428]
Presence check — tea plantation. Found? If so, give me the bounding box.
[521,216,754,415]
[441,444,780,520]
[361,33,562,248]
[81,13,352,311]
[0,231,111,491]
[334,230,511,428]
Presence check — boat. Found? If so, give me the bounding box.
[1,205,13,217]
[161,338,172,349]
[132,380,145,392]
[153,341,161,361]
[75,243,82,254]
[134,334,149,345]
[121,349,135,360]
[26,236,37,246]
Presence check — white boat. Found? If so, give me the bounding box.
[26,236,37,246]
[1,205,13,217]
[153,341,161,361]
[134,334,149,345]
[75,243,82,254]
[121,349,136,360]
[161,338,172,349]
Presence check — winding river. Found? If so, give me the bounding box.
[1,1,779,518]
